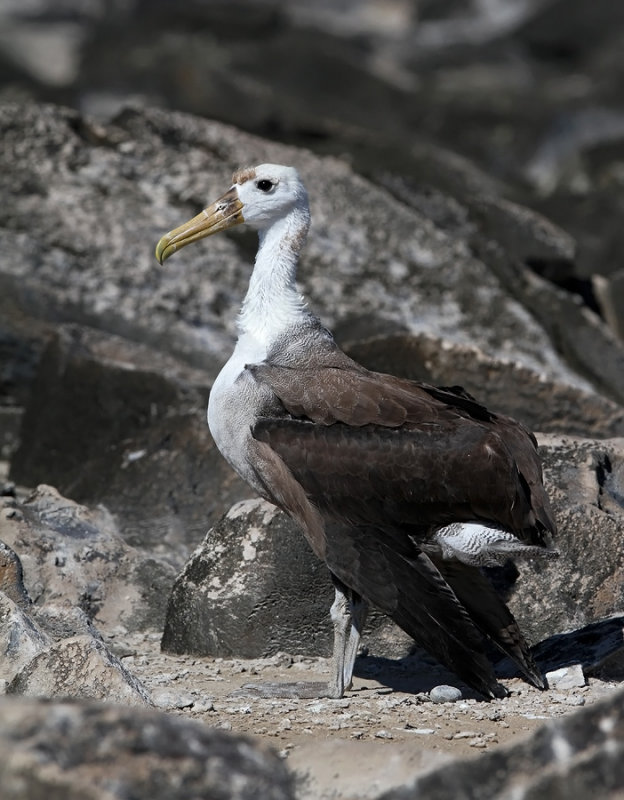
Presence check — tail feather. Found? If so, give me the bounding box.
[434,558,545,689]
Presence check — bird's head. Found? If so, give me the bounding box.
[155,163,308,264]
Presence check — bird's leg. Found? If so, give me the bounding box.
[326,584,352,698]
[342,594,368,691]
[326,579,368,698]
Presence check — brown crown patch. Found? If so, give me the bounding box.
[232,166,257,184]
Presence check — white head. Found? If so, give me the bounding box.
[232,164,309,230]
[155,163,309,263]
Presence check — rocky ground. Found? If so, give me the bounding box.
[117,633,624,798]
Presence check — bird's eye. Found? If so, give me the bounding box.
[256,179,274,192]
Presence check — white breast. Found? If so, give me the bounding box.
[207,333,272,493]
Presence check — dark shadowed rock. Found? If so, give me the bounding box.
[0,696,295,800]
[9,325,248,564]
[0,537,30,606]
[162,498,335,658]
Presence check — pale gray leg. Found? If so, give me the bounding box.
[326,585,351,698]
[326,581,368,698]
[342,596,368,690]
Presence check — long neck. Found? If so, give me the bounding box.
[237,206,313,346]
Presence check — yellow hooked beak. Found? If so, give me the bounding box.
[155,187,244,264]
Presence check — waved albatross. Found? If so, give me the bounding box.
[156,164,558,699]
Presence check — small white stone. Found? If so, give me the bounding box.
[546,664,586,690]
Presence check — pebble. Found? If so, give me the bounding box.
[151,689,196,709]
[563,694,586,707]
[192,698,215,713]
[375,729,394,739]
[430,685,463,703]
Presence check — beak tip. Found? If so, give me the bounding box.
[155,237,170,265]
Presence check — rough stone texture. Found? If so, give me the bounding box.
[1,3,624,796]
[0,592,50,684]
[6,633,152,705]
[0,696,295,800]
[503,436,624,645]
[0,516,155,702]
[0,484,175,633]
[162,498,335,658]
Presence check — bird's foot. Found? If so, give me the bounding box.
[229,681,337,700]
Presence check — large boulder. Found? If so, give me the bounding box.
[6,634,152,705]
[0,696,295,800]
[0,101,607,394]
[507,435,624,644]
[162,498,335,659]
[0,491,155,703]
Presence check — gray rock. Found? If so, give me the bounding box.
[0,103,597,389]
[0,483,176,632]
[162,498,335,658]
[545,665,586,690]
[6,633,152,705]
[0,696,295,800]
[430,685,463,704]
[0,529,156,701]
[163,434,624,671]
[150,688,196,710]
[503,435,624,646]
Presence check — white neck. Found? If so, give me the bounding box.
[237,206,312,348]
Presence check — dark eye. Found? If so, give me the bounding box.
[256,179,274,192]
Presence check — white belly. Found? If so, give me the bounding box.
[207,335,273,493]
